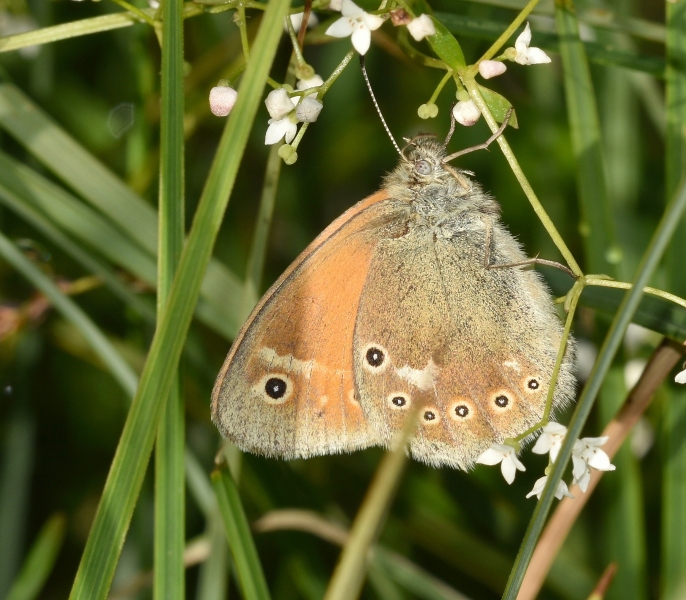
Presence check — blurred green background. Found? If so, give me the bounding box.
[0,0,684,598]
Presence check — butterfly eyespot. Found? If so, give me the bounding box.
[422,407,440,424]
[362,343,389,372]
[415,159,432,175]
[449,399,474,421]
[387,392,410,410]
[255,374,293,405]
[494,395,509,408]
[527,378,540,390]
[455,405,469,418]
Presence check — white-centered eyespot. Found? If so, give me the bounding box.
[449,399,475,421]
[387,392,411,410]
[254,373,294,405]
[362,342,390,373]
[422,406,441,425]
[492,390,513,411]
[523,376,542,393]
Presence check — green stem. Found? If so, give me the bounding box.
[586,277,686,310]
[428,70,453,105]
[237,3,251,61]
[319,51,355,95]
[110,0,157,26]
[465,79,583,276]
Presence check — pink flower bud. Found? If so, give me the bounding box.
[478,60,507,79]
[209,86,237,117]
[452,100,481,126]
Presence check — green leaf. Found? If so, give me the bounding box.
[212,467,271,600]
[426,15,466,70]
[477,84,518,128]
[6,514,66,600]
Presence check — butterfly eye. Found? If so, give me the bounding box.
[415,159,432,175]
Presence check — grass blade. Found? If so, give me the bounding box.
[0,231,138,397]
[154,0,186,596]
[6,514,66,600]
[555,0,619,275]
[502,174,686,599]
[68,2,289,596]
[212,466,270,600]
[662,2,686,596]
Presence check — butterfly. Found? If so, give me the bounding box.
[211,131,576,470]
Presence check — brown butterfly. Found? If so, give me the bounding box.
[211,131,575,470]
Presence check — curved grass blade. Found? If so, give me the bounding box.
[68,2,289,596]
[6,514,66,600]
[502,175,686,599]
[212,466,270,600]
[0,231,138,397]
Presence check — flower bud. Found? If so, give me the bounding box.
[452,100,481,126]
[406,14,435,41]
[295,97,323,123]
[265,88,295,120]
[417,103,438,119]
[209,85,238,117]
[478,60,507,79]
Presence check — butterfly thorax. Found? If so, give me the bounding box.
[382,135,501,233]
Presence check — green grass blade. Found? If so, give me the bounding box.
[0,411,34,598]
[0,86,244,338]
[0,231,138,397]
[501,175,686,599]
[555,0,619,275]
[662,1,686,597]
[212,466,270,600]
[154,0,187,596]
[6,514,66,600]
[67,2,288,596]
[0,181,156,323]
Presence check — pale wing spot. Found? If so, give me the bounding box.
[395,359,439,391]
[347,389,359,404]
[319,395,329,406]
[503,360,521,372]
[258,347,347,376]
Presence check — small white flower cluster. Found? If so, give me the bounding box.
[326,0,436,55]
[264,78,323,146]
[453,22,551,127]
[476,422,616,500]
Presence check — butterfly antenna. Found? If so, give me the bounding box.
[359,55,402,157]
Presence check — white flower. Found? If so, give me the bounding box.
[571,437,615,492]
[527,475,574,500]
[514,23,551,65]
[478,60,507,79]
[476,444,526,484]
[406,14,435,42]
[295,97,323,123]
[209,85,238,117]
[452,100,481,126]
[287,11,319,33]
[325,0,384,55]
[265,88,296,120]
[676,367,686,384]
[265,116,298,145]
[531,422,568,463]
[296,74,324,94]
[328,0,343,10]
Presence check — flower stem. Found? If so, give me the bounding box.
[465,78,583,276]
[428,70,453,105]
[319,50,355,95]
[109,0,157,26]
[237,3,251,62]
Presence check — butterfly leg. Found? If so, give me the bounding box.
[443,108,513,163]
[486,254,578,278]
